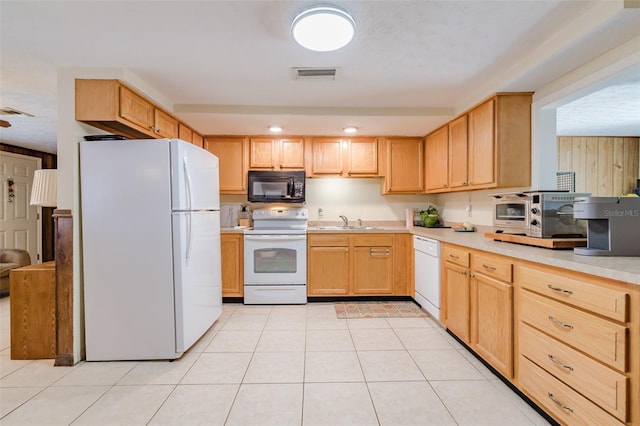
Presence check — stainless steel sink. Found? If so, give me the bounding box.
[316,225,382,230]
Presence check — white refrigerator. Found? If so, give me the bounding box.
[80,139,222,361]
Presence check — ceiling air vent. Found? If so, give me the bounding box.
[0,106,34,117]
[293,67,340,80]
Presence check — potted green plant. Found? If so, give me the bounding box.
[418,205,439,227]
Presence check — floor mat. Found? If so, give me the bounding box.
[334,301,429,318]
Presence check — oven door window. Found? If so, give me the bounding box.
[495,203,527,221]
[253,248,297,273]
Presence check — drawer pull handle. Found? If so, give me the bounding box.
[547,284,573,295]
[449,254,459,259]
[482,264,496,271]
[548,354,574,371]
[547,392,574,413]
[548,316,574,330]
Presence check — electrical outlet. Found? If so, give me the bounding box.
[318,208,324,218]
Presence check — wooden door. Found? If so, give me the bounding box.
[448,115,468,189]
[311,138,344,175]
[178,124,193,144]
[203,136,248,193]
[307,246,350,295]
[0,152,39,263]
[279,138,305,169]
[471,273,513,378]
[221,234,243,297]
[119,85,154,132]
[192,132,204,148]
[352,246,393,294]
[347,138,378,176]
[443,262,470,343]
[249,138,276,169]
[468,99,495,187]
[384,138,424,193]
[153,109,179,139]
[424,125,449,192]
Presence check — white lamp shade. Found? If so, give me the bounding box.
[30,169,57,207]
[292,6,356,52]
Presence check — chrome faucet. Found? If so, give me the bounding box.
[357,218,363,228]
[339,215,349,227]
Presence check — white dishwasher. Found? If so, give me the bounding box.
[414,236,441,320]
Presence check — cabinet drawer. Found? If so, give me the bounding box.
[472,253,512,283]
[519,323,628,421]
[353,235,393,247]
[443,245,469,267]
[519,290,627,371]
[516,265,628,322]
[519,354,624,426]
[308,234,349,247]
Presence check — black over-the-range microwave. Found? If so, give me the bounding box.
[247,170,306,203]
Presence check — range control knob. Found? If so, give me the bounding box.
[530,219,539,226]
[531,208,539,214]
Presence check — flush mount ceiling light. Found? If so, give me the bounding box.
[343,126,358,134]
[292,5,356,52]
[268,125,283,133]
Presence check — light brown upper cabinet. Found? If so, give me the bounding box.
[249,137,305,170]
[424,124,449,192]
[178,123,193,144]
[424,92,532,193]
[308,137,379,177]
[203,136,249,194]
[381,137,424,194]
[191,132,204,148]
[76,79,192,141]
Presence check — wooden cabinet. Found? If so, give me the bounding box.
[179,123,193,143]
[442,245,471,343]
[192,132,204,148]
[382,137,424,193]
[249,137,305,170]
[308,137,378,177]
[221,234,243,298]
[470,253,513,378]
[307,233,406,297]
[307,235,350,296]
[352,235,393,294]
[424,124,449,192]
[423,93,532,193]
[203,136,248,194]
[515,263,635,425]
[76,79,188,140]
[10,262,56,359]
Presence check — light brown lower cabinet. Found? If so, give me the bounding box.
[307,233,411,297]
[441,242,639,425]
[221,233,243,297]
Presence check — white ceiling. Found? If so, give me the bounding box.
[1,1,639,154]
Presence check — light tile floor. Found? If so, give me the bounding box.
[0,298,551,425]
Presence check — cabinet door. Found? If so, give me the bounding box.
[443,262,470,343]
[424,125,449,192]
[384,138,424,193]
[119,85,154,132]
[249,138,276,169]
[279,138,305,169]
[307,246,350,295]
[353,246,393,294]
[203,137,248,193]
[192,132,204,148]
[468,98,495,187]
[347,138,378,176]
[311,138,344,175]
[154,109,179,139]
[179,124,193,143]
[471,273,513,378]
[448,115,468,189]
[221,234,243,297]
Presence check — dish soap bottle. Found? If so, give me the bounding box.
[238,205,250,227]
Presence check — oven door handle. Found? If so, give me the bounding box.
[244,234,307,242]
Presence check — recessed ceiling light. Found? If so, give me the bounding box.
[292,5,356,52]
[269,125,283,133]
[343,126,358,134]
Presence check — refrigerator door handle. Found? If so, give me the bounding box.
[183,157,193,211]
[186,212,192,263]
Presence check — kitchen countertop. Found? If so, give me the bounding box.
[222,224,640,285]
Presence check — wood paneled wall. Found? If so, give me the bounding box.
[557,136,639,196]
[0,144,57,261]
